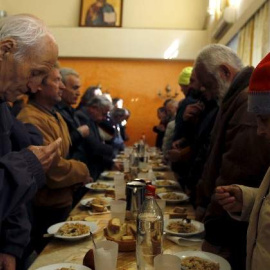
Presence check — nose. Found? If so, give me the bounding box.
[60,81,66,90]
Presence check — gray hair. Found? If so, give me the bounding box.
[60,67,79,85]
[0,14,55,61]
[87,95,113,110]
[195,44,243,75]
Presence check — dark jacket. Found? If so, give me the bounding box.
[0,101,45,258]
[75,107,114,180]
[55,101,83,157]
[197,67,270,270]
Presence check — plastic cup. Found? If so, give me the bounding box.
[110,200,127,223]
[94,240,119,270]
[123,159,130,173]
[114,172,126,200]
[156,199,166,214]
[154,254,181,270]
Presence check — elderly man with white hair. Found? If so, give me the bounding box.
[75,95,117,180]
[195,44,270,270]
[0,14,61,270]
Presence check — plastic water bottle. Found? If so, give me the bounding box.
[136,185,163,270]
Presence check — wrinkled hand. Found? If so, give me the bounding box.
[84,176,93,185]
[112,162,122,171]
[172,139,181,149]
[214,185,243,213]
[77,125,90,138]
[156,124,166,132]
[28,138,62,172]
[167,149,182,162]
[183,102,204,122]
[167,146,191,162]
[0,253,16,270]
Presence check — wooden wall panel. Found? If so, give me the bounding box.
[59,58,193,146]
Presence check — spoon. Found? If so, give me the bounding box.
[90,231,97,248]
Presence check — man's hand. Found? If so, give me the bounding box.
[214,185,243,213]
[167,147,191,162]
[28,138,62,172]
[77,125,90,138]
[0,253,16,270]
[167,149,182,162]
[112,162,122,171]
[183,102,204,122]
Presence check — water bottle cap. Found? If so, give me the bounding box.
[145,184,155,196]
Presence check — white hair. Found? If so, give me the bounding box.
[195,44,243,75]
[60,67,79,85]
[0,14,55,60]
[87,94,113,110]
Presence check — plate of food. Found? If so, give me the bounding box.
[35,263,91,270]
[175,251,231,270]
[164,218,204,236]
[155,180,179,188]
[158,192,189,203]
[80,197,113,208]
[47,221,98,240]
[85,182,114,192]
[100,171,119,180]
[154,172,165,179]
[152,163,169,171]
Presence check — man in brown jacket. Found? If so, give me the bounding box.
[194,44,270,270]
[18,67,91,253]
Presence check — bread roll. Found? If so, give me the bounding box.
[108,218,121,233]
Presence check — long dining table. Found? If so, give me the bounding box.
[28,170,202,270]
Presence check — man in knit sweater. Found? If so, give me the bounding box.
[18,67,90,253]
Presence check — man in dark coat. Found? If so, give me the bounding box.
[0,14,61,270]
[75,96,117,180]
[195,44,270,270]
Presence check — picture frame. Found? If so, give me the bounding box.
[79,0,123,27]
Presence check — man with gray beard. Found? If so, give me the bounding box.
[194,44,270,270]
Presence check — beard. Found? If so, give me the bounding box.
[216,74,231,103]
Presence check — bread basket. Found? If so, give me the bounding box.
[104,228,136,252]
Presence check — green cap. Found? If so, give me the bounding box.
[178,67,193,85]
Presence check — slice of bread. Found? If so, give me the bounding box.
[108,217,121,233]
[91,204,105,212]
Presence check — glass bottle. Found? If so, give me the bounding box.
[136,185,163,270]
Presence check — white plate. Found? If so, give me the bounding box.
[158,192,189,203]
[35,263,91,270]
[155,180,179,187]
[80,197,113,207]
[85,182,114,192]
[113,158,124,163]
[47,221,98,240]
[164,218,204,236]
[154,172,165,179]
[175,251,231,270]
[152,164,169,171]
[88,208,110,215]
[100,171,119,180]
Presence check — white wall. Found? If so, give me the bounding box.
[1,0,210,59]
[2,0,208,29]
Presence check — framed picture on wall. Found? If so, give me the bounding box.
[79,0,123,27]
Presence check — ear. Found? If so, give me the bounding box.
[0,39,16,61]
[218,64,233,81]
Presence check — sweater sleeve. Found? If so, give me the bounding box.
[18,108,89,189]
[0,149,45,221]
[0,205,30,259]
